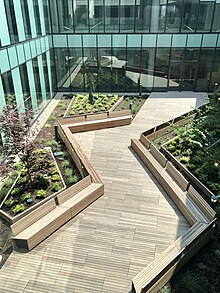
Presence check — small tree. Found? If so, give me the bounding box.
[0,104,39,184]
[84,61,97,105]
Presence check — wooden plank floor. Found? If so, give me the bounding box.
[0,94,207,293]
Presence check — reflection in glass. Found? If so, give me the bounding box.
[68,48,84,91]
[32,57,43,110]
[197,2,214,32]
[74,0,89,32]
[209,50,220,91]
[89,0,104,32]
[1,71,15,105]
[57,0,74,33]
[196,49,214,91]
[154,48,169,90]
[181,0,199,32]
[120,0,135,32]
[33,0,42,36]
[4,0,19,43]
[105,0,119,32]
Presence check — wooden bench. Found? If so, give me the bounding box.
[67,115,132,133]
[166,161,189,191]
[11,199,71,251]
[58,183,104,218]
[149,143,167,168]
[132,221,215,293]
[11,176,104,251]
[187,185,216,221]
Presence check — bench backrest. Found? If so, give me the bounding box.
[109,110,131,118]
[11,198,57,236]
[187,185,216,221]
[140,134,151,150]
[150,143,167,168]
[56,175,92,205]
[166,162,189,191]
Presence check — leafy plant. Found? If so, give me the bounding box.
[51,168,59,175]
[52,182,62,192]
[36,189,47,198]
[20,193,31,202]
[12,204,25,215]
[17,176,28,186]
[67,175,80,184]
[65,168,73,177]
[180,156,190,164]
[61,160,70,168]
[174,270,202,292]
[4,199,16,207]
[48,115,56,121]
[44,123,51,128]
[46,139,58,148]
[2,178,14,188]
[36,174,49,189]
[51,174,61,181]
[11,187,22,196]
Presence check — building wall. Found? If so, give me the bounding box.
[0,0,56,116]
[50,0,220,93]
[1,0,220,111]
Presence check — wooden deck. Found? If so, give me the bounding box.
[0,94,207,293]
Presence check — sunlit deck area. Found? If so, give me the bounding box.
[0,92,208,293]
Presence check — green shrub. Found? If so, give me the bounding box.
[4,199,16,207]
[46,139,58,148]
[12,204,25,215]
[169,145,176,152]
[173,149,181,156]
[20,169,28,176]
[65,168,73,177]
[17,176,28,186]
[13,162,24,171]
[79,110,85,114]
[67,175,80,184]
[132,105,138,115]
[37,175,49,189]
[44,123,51,128]
[48,115,56,121]
[180,156,190,164]
[20,193,31,202]
[61,160,70,168]
[11,187,22,196]
[36,189,47,198]
[174,270,202,292]
[69,110,75,115]
[0,187,9,201]
[51,174,61,181]
[52,182,62,192]
[49,161,55,167]
[2,178,14,188]
[51,168,59,175]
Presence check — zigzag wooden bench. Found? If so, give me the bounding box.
[11,176,103,251]
[131,135,216,293]
[11,111,132,251]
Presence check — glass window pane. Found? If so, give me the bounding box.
[0,49,10,73]
[89,0,104,32]
[127,35,141,48]
[181,0,199,32]
[202,34,218,47]
[196,49,214,91]
[142,35,157,47]
[120,0,135,33]
[53,35,68,47]
[112,35,126,47]
[196,2,214,32]
[57,0,74,33]
[83,35,97,48]
[166,0,183,32]
[68,35,82,47]
[16,44,25,64]
[98,35,111,48]
[68,48,84,91]
[105,0,119,32]
[74,0,89,32]
[157,34,172,47]
[33,0,42,36]
[172,34,187,48]
[21,0,32,39]
[4,0,19,43]
[187,34,202,47]
[151,0,167,33]
[8,46,18,69]
[154,48,170,90]
[212,4,220,32]
[97,47,112,91]
[135,0,151,33]
[140,48,156,90]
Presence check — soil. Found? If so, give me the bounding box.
[114,95,148,116]
[65,93,120,116]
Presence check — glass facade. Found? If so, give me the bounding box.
[0,0,220,116]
